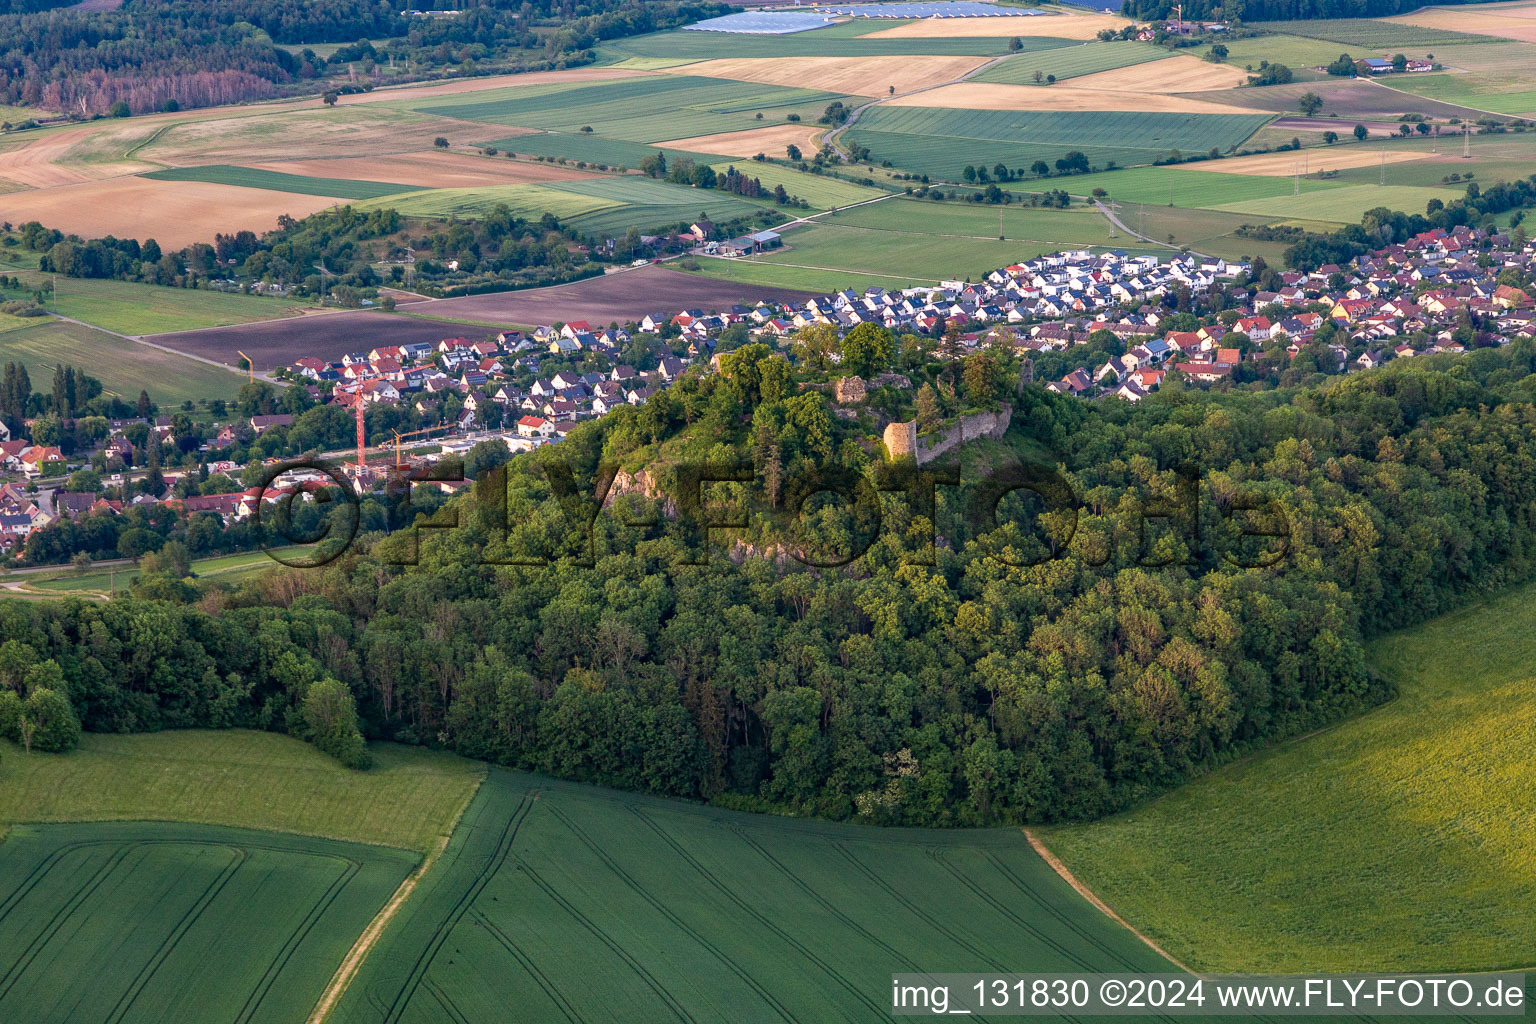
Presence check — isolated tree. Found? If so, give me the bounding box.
[1323,130,1339,144]
[322,91,338,106]
[302,678,371,769]
[1354,123,1369,141]
[840,323,894,378]
[785,143,801,161]
[1298,91,1323,116]
[1009,36,1023,51]
[1033,70,1044,84]
[433,136,449,148]
[1392,52,1408,72]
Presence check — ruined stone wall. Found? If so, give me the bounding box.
[882,407,1012,465]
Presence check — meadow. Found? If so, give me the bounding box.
[141,164,428,200]
[686,258,929,293]
[5,547,305,598]
[709,161,893,209]
[1211,182,1456,222]
[1247,18,1502,48]
[0,730,484,853]
[486,130,728,169]
[0,820,416,1024]
[0,320,249,404]
[1041,578,1536,972]
[951,40,1167,84]
[334,770,1171,1024]
[1379,41,1536,114]
[1006,164,1343,206]
[846,107,1273,181]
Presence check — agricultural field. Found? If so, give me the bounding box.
[862,10,1133,40]
[251,150,607,188]
[2,547,304,598]
[1382,0,1536,44]
[487,130,727,169]
[708,162,892,209]
[1010,164,1344,205]
[333,770,1171,1024]
[1188,78,1495,121]
[845,107,1274,181]
[42,276,313,336]
[140,164,428,200]
[0,820,417,1024]
[656,122,829,159]
[1040,578,1536,972]
[685,258,931,293]
[888,81,1266,115]
[1248,17,1502,48]
[414,75,850,144]
[658,54,995,96]
[1210,183,1459,223]
[1315,133,1536,187]
[1379,40,1536,114]
[0,320,248,404]
[0,729,483,853]
[603,24,1035,59]
[352,182,620,222]
[970,40,1170,84]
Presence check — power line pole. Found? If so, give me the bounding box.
[1380,150,1385,186]
[1464,129,1470,158]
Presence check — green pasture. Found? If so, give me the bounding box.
[43,275,308,337]
[0,320,247,404]
[418,75,849,144]
[971,40,1168,84]
[846,107,1273,179]
[1193,32,1352,72]
[553,176,770,234]
[711,161,893,209]
[354,182,619,221]
[1115,203,1293,261]
[335,770,1170,1024]
[0,820,416,1024]
[1321,135,1536,186]
[1378,45,1536,115]
[9,547,304,598]
[141,164,428,200]
[1249,18,1503,48]
[0,730,484,852]
[1042,578,1536,972]
[1211,182,1455,221]
[489,131,728,169]
[1005,164,1344,206]
[684,258,929,292]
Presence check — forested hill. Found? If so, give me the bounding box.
[7,345,1536,827]
[1124,0,1504,22]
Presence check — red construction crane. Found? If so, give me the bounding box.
[354,398,366,473]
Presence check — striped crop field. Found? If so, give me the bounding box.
[140,164,428,199]
[335,771,1172,1023]
[970,41,1169,84]
[846,107,1273,179]
[0,820,416,1024]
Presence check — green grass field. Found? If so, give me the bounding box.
[1193,32,1356,72]
[1211,182,1453,222]
[141,164,429,199]
[1041,580,1536,973]
[47,276,309,336]
[335,770,1171,1023]
[847,107,1274,180]
[488,130,729,169]
[0,320,247,404]
[354,182,619,221]
[1006,164,1344,206]
[6,547,303,597]
[711,161,893,210]
[970,40,1168,84]
[685,258,930,292]
[418,75,848,144]
[1375,42,1536,114]
[0,730,484,853]
[0,820,416,1024]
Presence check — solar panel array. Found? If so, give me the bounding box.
[682,11,840,33]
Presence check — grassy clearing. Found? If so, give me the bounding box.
[141,164,428,199]
[0,820,416,1024]
[47,276,309,336]
[684,258,928,292]
[6,547,304,597]
[335,770,1170,1023]
[1042,579,1536,972]
[1211,182,1453,221]
[0,320,246,404]
[971,40,1170,84]
[0,729,484,853]
[847,107,1273,179]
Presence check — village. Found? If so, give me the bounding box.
[2,220,1532,560]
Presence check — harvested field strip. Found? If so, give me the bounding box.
[1182,146,1430,176]
[606,26,1035,57]
[0,821,417,1024]
[862,12,1132,39]
[655,122,828,159]
[0,177,341,249]
[333,771,1170,1024]
[659,55,993,96]
[487,131,729,168]
[351,183,621,221]
[141,164,426,199]
[886,81,1268,114]
[1068,53,1252,93]
[970,40,1168,84]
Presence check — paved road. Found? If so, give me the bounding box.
[1092,199,1209,259]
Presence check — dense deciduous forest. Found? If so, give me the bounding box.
[6,342,1536,825]
[0,0,728,114]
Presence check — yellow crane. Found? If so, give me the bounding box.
[236,350,254,384]
[390,425,448,471]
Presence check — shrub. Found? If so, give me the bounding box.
[301,678,371,770]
